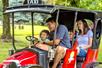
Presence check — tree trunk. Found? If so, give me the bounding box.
[1,0,11,41]
[70,0,80,7]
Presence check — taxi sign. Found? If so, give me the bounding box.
[24,0,43,4]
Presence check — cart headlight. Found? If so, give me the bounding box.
[3,60,20,68]
[9,62,18,68]
[3,64,7,68]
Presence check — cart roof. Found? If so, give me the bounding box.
[4,4,102,17]
[4,4,93,13]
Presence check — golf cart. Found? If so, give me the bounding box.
[0,1,102,68]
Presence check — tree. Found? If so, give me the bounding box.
[57,0,80,7]
[79,0,102,10]
[70,0,80,7]
[55,0,102,11]
[0,0,3,20]
[1,0,11,41]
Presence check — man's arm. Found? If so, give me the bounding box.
[45,25,67,46]
[45,39,61,46]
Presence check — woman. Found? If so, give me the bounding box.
[76,19,93,57]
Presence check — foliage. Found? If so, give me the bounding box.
[79,0,102,10]
[55,0,102,11]
[0,0,2,20]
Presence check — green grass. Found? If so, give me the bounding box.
[0,25,48,62]
[12,25,48,36]
[0,25,2,35]
[98,38,102,62]
[0,25,102,63]
[0,25,48,36]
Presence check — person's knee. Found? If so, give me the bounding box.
[56,46,64,53]
[56,46,63,50]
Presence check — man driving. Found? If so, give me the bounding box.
[35,17,71,68]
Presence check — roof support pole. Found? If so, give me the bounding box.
[11,13,16,51]
[72,11,78,45]
[53,10,60,48]
[31,12,34,44]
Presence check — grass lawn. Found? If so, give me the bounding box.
[0,25,2,35]
[0,25,48,62]
[98,38,102,62]
[0,25,102,63]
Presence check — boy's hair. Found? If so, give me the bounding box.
[40,30,50,37]
[46,17,56,23]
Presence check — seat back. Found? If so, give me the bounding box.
[72,40,78,49]
[63,49,77,68]
[86,49,98,62]
[82,49,98,68]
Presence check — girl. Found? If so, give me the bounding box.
[76,19,93,57]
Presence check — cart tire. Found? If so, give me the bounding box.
[86,62,102,68]
[27,65,43,68]
[20,64,43,68]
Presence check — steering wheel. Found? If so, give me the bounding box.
[25,36,39,42]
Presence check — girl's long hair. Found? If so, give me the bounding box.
[78,19,89,35]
